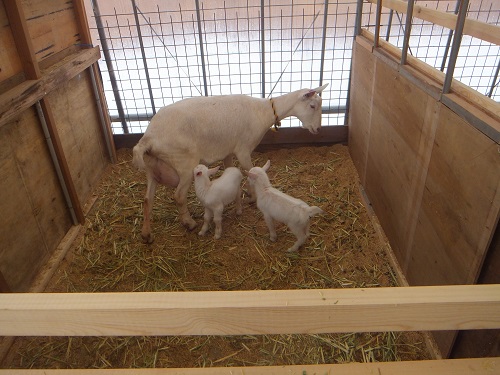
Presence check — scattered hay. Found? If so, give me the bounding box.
[3,144,431,369]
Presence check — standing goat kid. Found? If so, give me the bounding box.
[246,160,324,252]
[194,165,243,239]
[133,84,328,243]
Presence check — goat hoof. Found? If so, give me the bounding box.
[182,219,197,230]
[141,233,154,244]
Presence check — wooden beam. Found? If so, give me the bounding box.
[0,285,498,337]
[0,46,101,127]
[3,0,41,79]
[113,125,348,150]
[366,0,500,46]
[0,357,498,375]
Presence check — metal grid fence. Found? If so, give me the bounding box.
[88,0,500,135]
[363,0,500,98]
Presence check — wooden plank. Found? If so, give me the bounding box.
[366,0,500,46]
[0,358,498,375]
[113,126,348,150]
[348,37,376,186]
[23,0,80,62]
[0,46,101,127]
[408,105,500,287]
[46,71,109,212]
[39,98,85,225]
[3,0,41,78]
[0,0,23,83]
[0,107,69,291]
[0,285,498,337]
[364,50,431,268]
[360,30,500,123]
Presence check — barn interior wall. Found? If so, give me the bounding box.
[0,0,111,292]
[349,35,500,357]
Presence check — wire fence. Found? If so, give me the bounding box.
[88,0,500,135]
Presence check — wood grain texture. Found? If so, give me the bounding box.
[0,0,23,83]
[0,46,100,127]
[0,358,498,375]
[24,0,80,62]
[46,70,109,207]
[0,285,498,336]
[0,107,71,291]
[348,37,375,186]
[364,50,431,267]
[407,106,500,287]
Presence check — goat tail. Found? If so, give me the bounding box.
[132,139,149,171]
[308,206,324,218]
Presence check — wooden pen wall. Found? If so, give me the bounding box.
[0,0,111,292]
[349,35,500,356]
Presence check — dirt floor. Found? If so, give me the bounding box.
[3,144,432,369]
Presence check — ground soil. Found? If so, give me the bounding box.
[2,144,432,369]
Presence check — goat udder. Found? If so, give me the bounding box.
[152,159,180,187]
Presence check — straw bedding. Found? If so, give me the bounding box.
[3,144,432,369]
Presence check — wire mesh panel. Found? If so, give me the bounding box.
[90,0,357,134]
[89,0,499,135]
[362,0,500,100]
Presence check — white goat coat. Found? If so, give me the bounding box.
[247,161,324,252]
[133,84,328,243]
[194,165,242,239]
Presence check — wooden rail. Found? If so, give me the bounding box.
[0,285,498,373]
[366,0,500,46]
[1,358,499,374]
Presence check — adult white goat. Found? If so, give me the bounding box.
[246,160,324,252]
[193,165,242,239]
[133,83,328,243]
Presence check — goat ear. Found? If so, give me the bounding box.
[263,160,271,171]
[208,166,220,176]
[303,89,316,99]
[313,83,329,93]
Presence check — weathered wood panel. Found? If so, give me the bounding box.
[46,71,108,204]
[0,108,71,291]
[0,1,23,84]
[24,0,81,62]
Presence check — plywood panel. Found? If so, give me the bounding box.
[47,71,108,204]
[23,0,80,61]
[348,37,375,186]
[407,105,500,286]
[0,0,23,83]
[0,108,71,291]
[364,54,431,265]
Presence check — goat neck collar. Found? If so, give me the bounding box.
[269,98,281,132]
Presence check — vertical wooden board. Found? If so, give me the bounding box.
[407,105,500,287]
[23,0,80,61]
[0,108,70,291]
[47,71,108,204]
[348,38,375,186]
[0,0,23,83]
[364,56,430,266]
[10,105,72,253]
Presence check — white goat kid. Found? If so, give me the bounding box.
[193,165,243,239]
[133,83,328,243]
[246,160,324,252]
